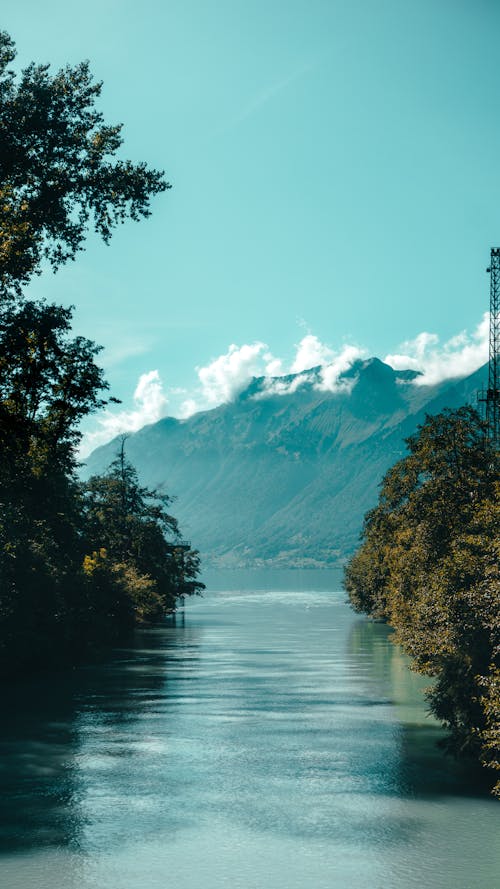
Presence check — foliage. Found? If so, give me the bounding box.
[0,34,202,676]
[0,302,203,673]
[82,439,204,622]
[344,407,500,794]
[0,30,168,298]
[0,299,109,462]
[81,549,162,633]
[0,299,111,669]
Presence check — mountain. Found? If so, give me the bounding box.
[81,359,487,567]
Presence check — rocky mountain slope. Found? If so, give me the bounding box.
[82,359,486,567]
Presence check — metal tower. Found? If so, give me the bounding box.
[479,247,500,449]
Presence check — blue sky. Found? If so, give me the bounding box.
[4,0,500,451]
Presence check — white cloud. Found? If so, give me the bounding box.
[291,334,335,373]
[177,316,488,417]
[196,342,277,407]
[132,371,168,421]
[384,314,489,385]
[81,316,490,455]
[316,344,367,393]
[245,337,366,399]
[264,354,285,377]
[257,372,312,399]
[178,398,198,419]
[80,370,168,457]
[193,335,365,407]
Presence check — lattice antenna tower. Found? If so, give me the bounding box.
[479,248,500,449]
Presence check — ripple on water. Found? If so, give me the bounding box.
[0,580,498,889]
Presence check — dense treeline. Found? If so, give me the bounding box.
[344,407,500,794]
[0,33,203,675]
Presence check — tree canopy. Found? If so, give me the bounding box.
[0,34,202,676]
[0,300,108,669]
[344,407,500,795]
[0,31,168,298]
[83,438,204,622]
[0,302,204,673]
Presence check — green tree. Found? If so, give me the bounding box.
[0,300,112,669]
[0,33,202,675]
[344,407,500,792]
[82,439,205,623]
[0,31,167,298]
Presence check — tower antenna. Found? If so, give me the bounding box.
[479,247,500,449]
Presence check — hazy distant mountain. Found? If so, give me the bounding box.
[82,359,487,567]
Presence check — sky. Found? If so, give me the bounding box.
[3,0,500,453]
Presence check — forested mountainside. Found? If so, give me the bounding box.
[83,359,487,567]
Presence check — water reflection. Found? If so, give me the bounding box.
[0,621,202,852]
[0,673,81,852]
[347,619,491,798]
[0,583,498,889]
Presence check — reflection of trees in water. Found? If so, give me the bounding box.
[0,621,201,853]
[347,618,490,798]
[348,618,394,677]
[348,618,431,712]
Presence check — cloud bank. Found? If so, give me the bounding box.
[81,315,490,455]
[258,339,366,399]
[179,335,367,413]
[194,342,278,406]
[384,313,489,385]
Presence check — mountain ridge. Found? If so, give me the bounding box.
[82,359,487,567]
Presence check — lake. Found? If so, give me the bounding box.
[0,569,498,889]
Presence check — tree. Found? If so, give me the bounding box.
[0,34,197,675]
[344,407,500,792]
[0,31,168,298]
[82,440,204,623]
[0,307,203,670]
[0,299,110,465]
[0,300,112,670]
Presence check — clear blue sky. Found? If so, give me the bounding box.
[4,0,500,445]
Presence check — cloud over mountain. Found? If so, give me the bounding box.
[81,370,168,457]
[194,342,277,406]
[81,316,489,455]
[82,355,485,568]
[384,314,489,385]
[181,335,367,412]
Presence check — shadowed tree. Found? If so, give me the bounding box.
[82,438,205,623]
[0,33,184,674]
[0,300,114,669]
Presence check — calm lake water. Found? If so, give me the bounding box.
[0,569,498,889]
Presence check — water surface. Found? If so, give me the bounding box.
[0,570,498,888]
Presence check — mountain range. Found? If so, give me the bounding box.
[82,359,487,567]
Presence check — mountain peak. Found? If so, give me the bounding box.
[82,363,483,568]
[236,356,422,405]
